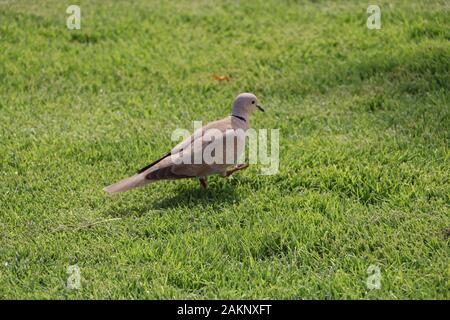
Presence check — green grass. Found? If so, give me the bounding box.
[0,0,449,299]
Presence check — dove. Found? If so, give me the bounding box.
[103,92,264,194]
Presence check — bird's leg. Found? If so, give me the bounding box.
[199,177,207,188]
[224,164,249,177]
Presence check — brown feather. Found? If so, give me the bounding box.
[145,166,193,180]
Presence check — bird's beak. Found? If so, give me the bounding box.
[257,104,265,112]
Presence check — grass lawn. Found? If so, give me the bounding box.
[0,0,449,299]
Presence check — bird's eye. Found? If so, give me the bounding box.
[251,101,255,104]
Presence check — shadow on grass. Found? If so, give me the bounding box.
[152,179,240,210]
[106,177,242,218]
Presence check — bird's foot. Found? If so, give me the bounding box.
[224,164,249,177]
[199,177,207,188]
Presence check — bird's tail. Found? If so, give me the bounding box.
[103,173,152,194]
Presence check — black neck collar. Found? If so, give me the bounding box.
[231,114,246,122]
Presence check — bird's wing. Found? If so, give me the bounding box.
[171,118,230,154]
[137,118,231,174]
[145,122,246,180]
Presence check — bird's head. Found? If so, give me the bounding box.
[232,93,264,118]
